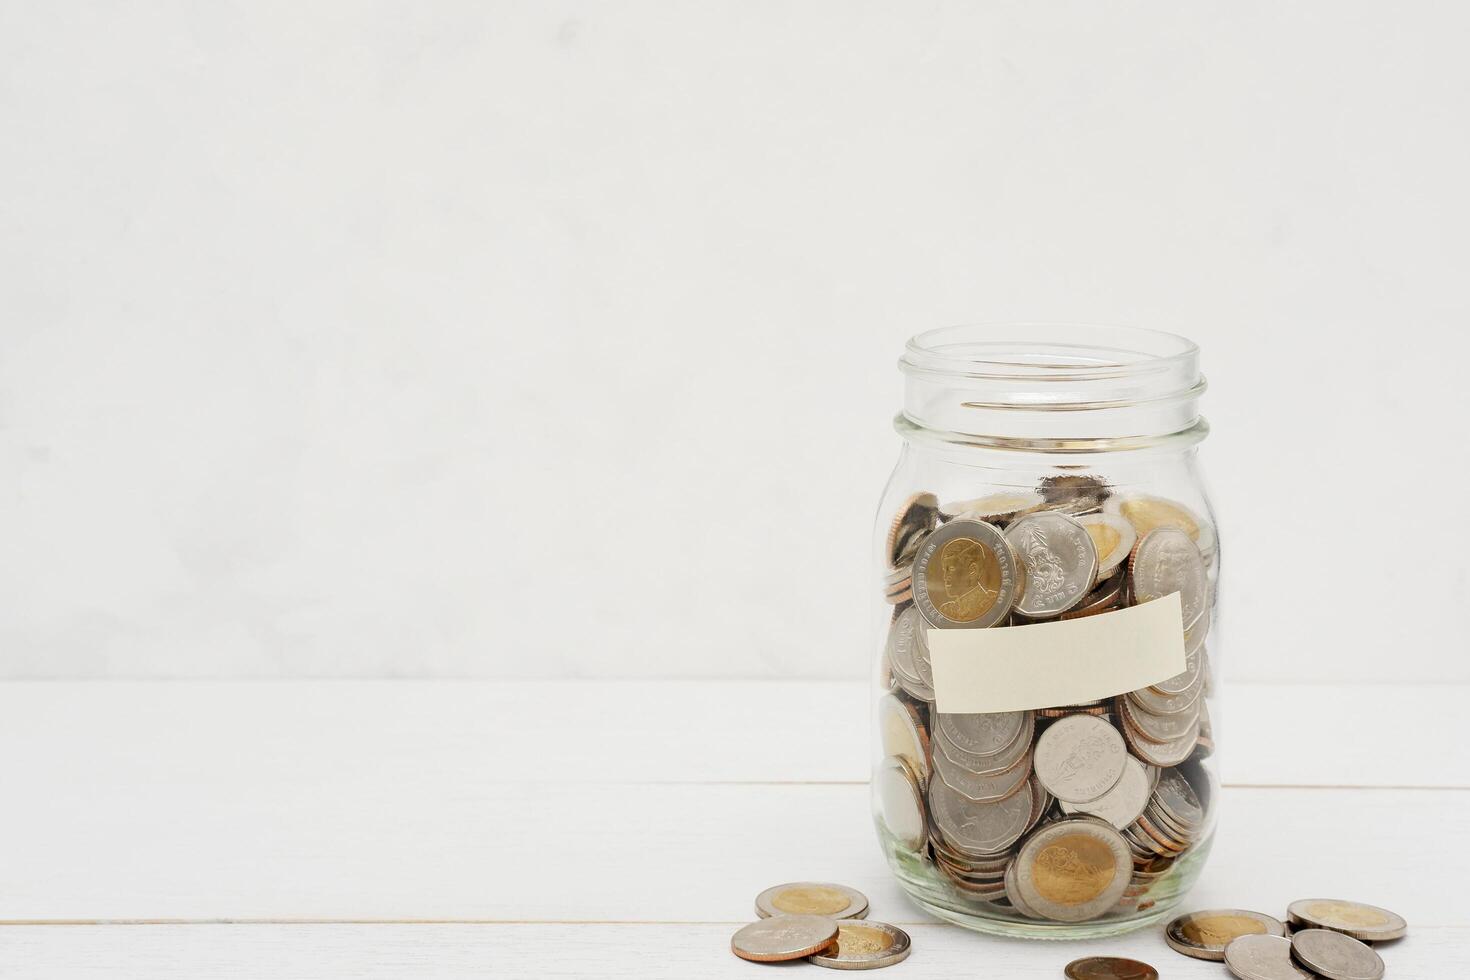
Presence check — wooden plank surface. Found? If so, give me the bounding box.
[0,680,1461,976]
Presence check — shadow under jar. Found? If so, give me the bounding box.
[870,325,1220,940]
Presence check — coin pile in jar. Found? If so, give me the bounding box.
[730,882,912,970]
[876,477,1217,923]
[1166,898,1404,979]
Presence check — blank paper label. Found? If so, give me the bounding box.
[929,592,1186,714]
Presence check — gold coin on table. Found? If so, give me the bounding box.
[1064,956,1159,980]
[1165,908,1286,961]
[730,914,839,963]
[754,882,868,921]
[807,921,912,971]
[1286,899,1407,942]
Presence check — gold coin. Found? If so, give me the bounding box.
[807,921,912,970]
[1165,908,1285,961]
[755,882,869,920]
[1286,899,1407,942]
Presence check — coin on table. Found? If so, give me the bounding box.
[731,914,840,962]
[1059,755,1150,829]
[1285,899,1407,942]
[1165,909,1286,961]
[912,519,1019,629]
[1003,512,1098,617]
[1076,512,1136,579]
[1130,527,1208,627]
[1223,934,1314,980]
[755,882,869,921]
[807,920,912,971]
[1064,956,1159,980]
[1288,928,1385,980]
[1013,817,1132,922]
[886,492,938,566]
[874,755,926,851]
[1034,714,1127,804]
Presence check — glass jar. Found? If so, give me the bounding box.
[870,324,1220,939]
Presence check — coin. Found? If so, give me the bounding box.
[1064,956,1159,980]
[731,914,840,962]
[940,491,1043,524]
[1004,512,1098,617]
[877,694,929,781]
[886,492,938,567]
[1224,934,1314,980]
[1058,755,1149,829]
[1033,714,1127,804]
[1285,899,1407,942]
[1165,909,1286,961]
[807,920,912,971]
[1289,928,1385,980]
[1038,473,1110,507]
[1013,816,1132,922]
[1130,527,1208,627]
[1106,493,1214,555]
[755,882,869,921]
[912,519,1019,629]
[874,756,926,851]
[936,710,1029,758]
[929,775,1035,856]
[933,740,1032,803]
[1076,512,1136,579]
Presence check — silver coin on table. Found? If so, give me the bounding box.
[874,756,926,851]
[877,694,929,781]
[928,775,1034,856]
[1285,899,1407,942]
[1130,527,1208,628]
[936,710,1029,758]
[1033,714,1127,804]
[1059,755,1150,829]
[911,519,1019,629]
[807,920,911,971]
[1003,512,1098,617]
[731,914,839,963]
[755,882,868,921]
[1012,816,1133,922]
[1164,908,1286,961]
[1289,928,1385,980]
[1076,512,1136,579]
[1224,934,1314,980]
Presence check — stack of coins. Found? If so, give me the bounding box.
[1167,898,1403,979]
[874,477,1218,924]
[732,882,913,970]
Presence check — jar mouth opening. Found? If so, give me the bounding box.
[901,323,1199,385]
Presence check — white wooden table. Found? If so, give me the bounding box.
[0,681,1462,977]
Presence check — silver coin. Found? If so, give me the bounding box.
[1131,527,1208,628]
[936,710,1029,758]
[873,756,926,851]
[731,914,840,963]
[1059,755,1150,829]
[1034,714,1128,804]
[755,882,869,921]
[940,491,1044,524]
[934,711,1034,774]
[1224,934,1314,980]
[1129,670,1205,715]
[877,694,929,781]
[884,607,924,684]
[1285,899,1407,942]
[1076,512,1136,579]
[807,920,912,971]
[1151,631,1206,696]
[934,740,1033,803]
[1120,696,1201,744]
[929,775,1035,855]
[1013,816,1133,922]
[1124,711,1200,767]
[1289,928,1385,980]
[911,519,1019,629]
[1164,909,1286,961]
[1004,512,1098,617]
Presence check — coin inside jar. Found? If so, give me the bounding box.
[1130,527,1208,628]
[1064,956,1159,980]
[912,519,1019,629]
[1288,928,1385,980]
[1003,512,1098,617]
[1075,512,1136,578]
[886,492,938,567]
[1285,899,1407,942]
[755,882,869,921]
[1223,934,1314,980]
[877,694,929,780]
[874,756,926,851]
[1033,714,1127,804]
[730,914,840,962]
[1165,909,1286,961]
[806,921,912,970]
[1013,816,1132,922]
[1058,755,1150,829]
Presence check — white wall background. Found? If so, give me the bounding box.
[1,2,1466,680]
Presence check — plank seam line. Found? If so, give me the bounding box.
[0,920,1461,930]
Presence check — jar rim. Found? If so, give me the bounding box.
[900,323,1199,386]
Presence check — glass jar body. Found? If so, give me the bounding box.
[871,417,1221,939]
